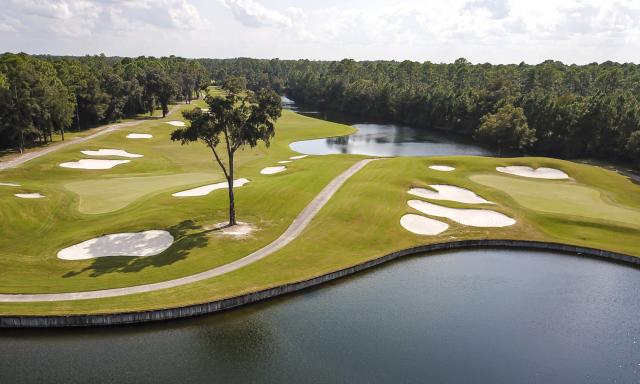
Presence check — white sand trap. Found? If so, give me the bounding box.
[173,178,250,197]
[0,182,20,187]
[278,160,292,164]
[261,166,286,175]
[81,149,143,158]
[126,133,153,139]
[408,200,516,227]
[210,222,255,237]
[57,230,174,260]
[15,193,45,199]
[200,108,209,112]
[60,159,130,170]
[429,165,455,172]
[165,121,186,127]
[409,185,492,204]
[496,166,568,180]
[400,214,449,235]
[290,155,308,160]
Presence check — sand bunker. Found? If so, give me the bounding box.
[261,166,286,175]
[496,166,568,180]
[429,165,455,172]
[60,159,130,170]
[57,230,174,260]
[0,182,20,187]
[81,149,143,158]
[173,178,250,197]
[408,200,515,227]
[200,108,209,112]
[400,214,449,235]
[290,155,308,160]
[210,222,255,237]
[15,193,45,199]
[126,133,152,139]
[278,160,292,164]
[409,185,492,204]
[165,121,186,127]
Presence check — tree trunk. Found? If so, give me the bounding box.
[60,126,65,141]
[75,97,80,131]
[227,155,236,226]
[19,129,24,153]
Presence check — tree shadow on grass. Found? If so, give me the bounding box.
[62,220,209,278]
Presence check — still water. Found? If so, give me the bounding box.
[2,249,639,383]
[283,96,494,157]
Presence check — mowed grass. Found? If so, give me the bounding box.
[471,174,640,228]
[0,102,358,294]
[2,153,640,315]
[65,172,217,214]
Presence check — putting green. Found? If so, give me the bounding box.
[470,174,640,228]
[65,172,219,214]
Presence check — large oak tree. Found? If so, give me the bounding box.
[171,80,282,226]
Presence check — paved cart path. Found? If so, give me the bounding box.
[0,104,183,171]
[0,158,378,302]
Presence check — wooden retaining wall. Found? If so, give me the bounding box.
[1,239,638,328]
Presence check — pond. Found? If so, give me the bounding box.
[2,249,638,383]
[284,96,496,157]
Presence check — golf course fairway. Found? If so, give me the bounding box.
[0,101,639,317]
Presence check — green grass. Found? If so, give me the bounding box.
[65,172,218,214]
[0,104,358,294]
[1,107,640,316]
[470,174,640,228]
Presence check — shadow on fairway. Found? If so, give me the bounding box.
[62,220,209,278]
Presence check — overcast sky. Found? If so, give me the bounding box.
[1,0,639,64]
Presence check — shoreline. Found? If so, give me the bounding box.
[1,239,637,328]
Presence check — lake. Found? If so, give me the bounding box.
[284,96,496,157]
[1,249,638,383]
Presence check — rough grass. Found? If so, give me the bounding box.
[1,109,640,315]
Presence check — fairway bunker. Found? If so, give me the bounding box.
[409,185,492,204]
[278,160,292,164]
[497,166,569,179]
[165,121,186,127]
[173,178,250,197]
[290,155,308,160]
[59,159,131,170]
[57,230,174,260]
[408,199,515,227]
[400,214,449,235]
[126,133,152,139]
[429,165,455,172]
[81,149,143,158]
[0,182,20,187]
[261,166,286,175]
[15,193,45,199]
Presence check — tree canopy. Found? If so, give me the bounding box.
[171,80,282,225]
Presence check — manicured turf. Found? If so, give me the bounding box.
[471,174,640,227]
[0,101,358,294]
[1,106,640,315]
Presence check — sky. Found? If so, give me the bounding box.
[0,0,639,64]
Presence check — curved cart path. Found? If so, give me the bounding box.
[0,158,378,302]
[0,104,182,171]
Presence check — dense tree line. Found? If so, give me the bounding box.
[200,58,640,166]
[0,53,206,151]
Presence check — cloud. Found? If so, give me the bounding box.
[220,0,293,28]
[0,0,208,37]
[464,0,510,19]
